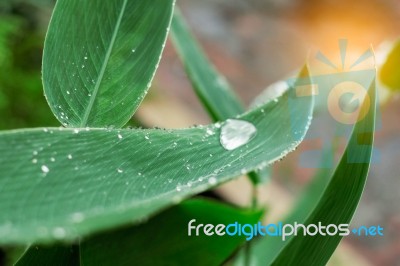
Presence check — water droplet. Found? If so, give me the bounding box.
[43,128,48,133]
[220,119,257,150]
[66,91,70,95]
[206,128,215,136]
[144,135,149,140]
[84,56,88,60]
[32,159,37,164]
[50,157,55,162]
[208,177,217,185]
[118,134,123,139]
[73,129,79,134]
[52,227,66,239]
[131,49,136,53]
[41,165,49,173]
[67,154,73,159]
[71,212,84,223]
[117,168,123,173]
[33,151,38,156]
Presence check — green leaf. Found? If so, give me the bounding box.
[171,8,279,185]
[81,199,262,266]
[15,245,79,266]
[42,0,174,128]
[246,149,332,265]
[15,199,262,266]
[271,78,376,265]
[170,8,244,122]
[0,76,313,245]
[379,39,400,92]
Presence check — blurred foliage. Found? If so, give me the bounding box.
[0,0,145,129]
[379,39,400,92]
[0,0,58,129]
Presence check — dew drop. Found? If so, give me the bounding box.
[66,91,70,95]
[52,227,66,239]
[208,177,217,185]
[67,154,73,159]
[206,128,214,136]
[41,165,49,173]
[32,159,37,164]
[73,129,79,134]
[117,168,123,173]
[220,119,257,150]
[71,212,84,223]
[118,134,123,139]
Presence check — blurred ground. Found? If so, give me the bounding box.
[152,0,400,265]
[1,0,400,265]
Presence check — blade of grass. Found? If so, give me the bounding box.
[271,77,377,265]
[170,7,244,122]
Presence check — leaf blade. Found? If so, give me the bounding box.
[271,78,377,266]
[0,81,312,244]
[170,8,244,121]
[43,0,174,127]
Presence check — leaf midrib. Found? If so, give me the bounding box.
[80,0,128,127]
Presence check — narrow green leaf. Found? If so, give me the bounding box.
[43,0,175,128]
[0,78,312,244]
[246,149,332,265]
[170,8,244,121]
[271,78,376,265]
[379,39,400,92]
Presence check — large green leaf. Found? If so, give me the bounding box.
[170,8,243,122]
[271,78,376,265]
[15,199,262,266]
[0,76,312,245]
[42,0,174,128]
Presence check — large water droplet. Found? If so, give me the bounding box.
[220,119,257,150]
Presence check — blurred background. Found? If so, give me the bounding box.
[0,0,399,265]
